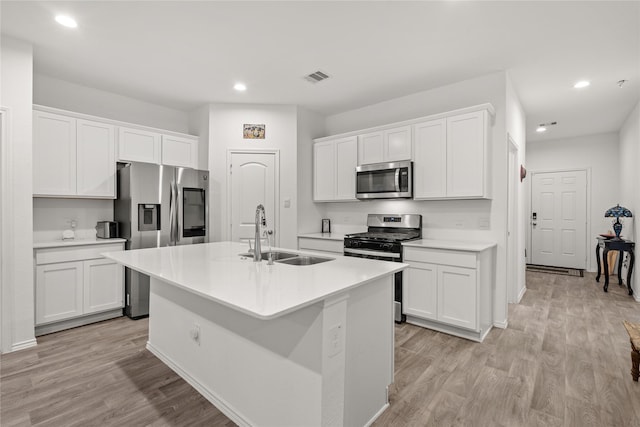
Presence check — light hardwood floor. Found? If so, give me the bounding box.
[2,271,640,426]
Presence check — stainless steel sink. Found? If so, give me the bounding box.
[276,255,334,266]
[238,251,299,261]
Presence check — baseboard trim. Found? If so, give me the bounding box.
[493,319,508,329]
[365,402,390,427]
[35,309,123,336]
[517,286,527,303]
[146,341,252,427]
[11,338,37,352]
[405,316,491,342]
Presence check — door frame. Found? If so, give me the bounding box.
[527,167,591,270]
[226,149,280,246]
[507,136,521,303]
[1,106,13,353]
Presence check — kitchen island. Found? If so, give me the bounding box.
[103,241,405,427]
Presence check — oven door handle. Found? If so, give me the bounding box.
[344,248,401,259]
[395,168,400,192]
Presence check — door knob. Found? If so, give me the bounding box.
[532,222,537,226]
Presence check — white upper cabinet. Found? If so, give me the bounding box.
[313,141,335,202]
[413,109,491,200]
[384,126,412,162]
[33,111,77,196]
[118,127,198,169]
[358,132,384,165]
[161,134,198,168]
[446,111,488,198]
[33,110,116,198]
[358,126,412,165]
[334,137,358,200]
[413,119,446,199]
[76,119,116,197]
[117,127,162,164]
[314,136,358,202]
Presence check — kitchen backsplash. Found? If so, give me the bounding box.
[33,198,114,242]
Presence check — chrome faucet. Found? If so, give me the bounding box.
[254,204,266,262]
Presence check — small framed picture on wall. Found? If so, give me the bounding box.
[243,124,266,139]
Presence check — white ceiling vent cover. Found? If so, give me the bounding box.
[305,71,330,84]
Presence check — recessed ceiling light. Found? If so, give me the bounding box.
[536,126,547,133]
[233,83,247,92]
[573,80,590,89]
[55,15,77,28]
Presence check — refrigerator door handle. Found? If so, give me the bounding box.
[169,181,179,245]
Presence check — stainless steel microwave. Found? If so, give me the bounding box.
[356,160,413,199]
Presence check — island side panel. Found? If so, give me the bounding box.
[147,278,324,427]
[344,275,394,426]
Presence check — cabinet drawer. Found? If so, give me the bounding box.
[35,243,124,265]
[403,247,476,268]
[298,237,343,255]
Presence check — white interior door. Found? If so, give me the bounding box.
[531,170,587,269]
[229,152,276,244]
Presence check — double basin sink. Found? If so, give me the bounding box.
[239,250,334,266]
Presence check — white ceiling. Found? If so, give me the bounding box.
[2,1,639,142]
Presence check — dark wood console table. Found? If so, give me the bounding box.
[595,238,635,295]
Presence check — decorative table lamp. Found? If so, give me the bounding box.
[604,204,633,240]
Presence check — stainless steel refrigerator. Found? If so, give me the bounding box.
[114,162,209,318]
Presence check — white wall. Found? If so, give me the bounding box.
[526,132,620,272]
[207,104,299,249]
[34,74,191,133]
[319,72,510,327]
[188,104,211,171]
[506,73,527,302]
[619,101,640,298]
[296,107,326,235]
[33,198,114,242]
[0,37,36,352]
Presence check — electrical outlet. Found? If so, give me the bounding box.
[327,324,343,357]
[191,323,200,346]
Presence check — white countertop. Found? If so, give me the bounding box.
[103,241,405,320]
[34,237,127,249]
[298,232,347,241]
[403,239,497,252]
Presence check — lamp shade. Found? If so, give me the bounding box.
[604,204,633,218]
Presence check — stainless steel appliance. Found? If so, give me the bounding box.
[344,214,422,322]
[356,160,413,199]
[95,221,119,239]
[114,162,209,319]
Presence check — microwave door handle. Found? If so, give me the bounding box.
[395,169,400,192]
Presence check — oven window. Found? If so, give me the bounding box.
[357,169,397,193]
[183,188,205,237]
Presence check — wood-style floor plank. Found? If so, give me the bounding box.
[2,271,640,426]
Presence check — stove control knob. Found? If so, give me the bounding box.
[352,241,361,248]
[382,243,394,250]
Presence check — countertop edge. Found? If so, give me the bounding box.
[102,247,407,320]
[402,239,497,252]
[34,238,127,249]
[297,233,348,241]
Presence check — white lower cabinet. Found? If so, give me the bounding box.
[36,261,84,324]
[84,258,125,314]
[402,245,493,342]
[34,242,125,335]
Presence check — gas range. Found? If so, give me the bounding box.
[343,214,422,323]
[344,214,422,259]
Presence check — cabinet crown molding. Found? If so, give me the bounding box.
[33,104,198,141]
[314,103,495,143]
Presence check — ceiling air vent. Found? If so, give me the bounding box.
[305,70,330,84]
